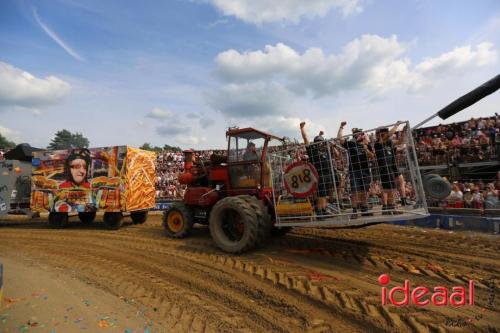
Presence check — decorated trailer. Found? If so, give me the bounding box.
[30,146,156,229]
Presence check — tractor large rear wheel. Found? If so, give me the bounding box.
[209,196,259,254]
[239,195,272,246]
[163,202,194,238]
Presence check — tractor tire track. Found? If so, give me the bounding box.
[0,218,498,332]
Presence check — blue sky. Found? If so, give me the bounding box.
[0,0,499,149]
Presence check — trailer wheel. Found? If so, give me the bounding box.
[103,212,123,230]
[209,196,258,254]
[48,212,69,228]
[239,195,272,246]
[78,212,96,225]
[163,203,193,238]
[423,174,451,199]
[131,211,148,224]
[270,226,292,237]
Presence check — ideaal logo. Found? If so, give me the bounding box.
[379,274,474,306]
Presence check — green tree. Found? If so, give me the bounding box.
[163,144,182,152]
[140,143,181,152]
[139,143,154,151]
[48,129,90,150]
[0,132,16,150]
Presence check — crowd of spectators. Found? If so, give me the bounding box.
[153,115,500,207]
[429,176,500,209]
[155,150,185,200]
[414,114,500,165]
[155,149,225,200]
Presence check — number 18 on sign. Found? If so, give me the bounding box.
[283,162,319,198]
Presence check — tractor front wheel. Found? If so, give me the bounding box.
[103,212,123,230]
[209,196,259,254]
[163,203,194,238]
[48,212,69,228]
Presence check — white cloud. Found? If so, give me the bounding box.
[0,125,22,142]
[208,0,362,24]
[208,82,293,118]
[184,112,215,128]
[215,35,411,96]
[146,107,175,119]
[415,42,497,76]
[214,36,498,98]
[186,112,201,119]
[156,123,189,136]
[248,115,324,142]
[33,7,85,61]
[199,117,216,128]
[0,61,71,109]
[175,135,206,146]
[216,42,303,82]
[216,115,320,142]
[152,108,207,145]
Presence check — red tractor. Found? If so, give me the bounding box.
[163,127,284,253]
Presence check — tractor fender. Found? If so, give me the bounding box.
[184,187,220,206]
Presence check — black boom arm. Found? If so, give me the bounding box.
[413,74,500,129]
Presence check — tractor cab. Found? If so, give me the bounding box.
[225,127,283,192]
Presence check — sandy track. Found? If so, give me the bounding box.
[0,216,498,332]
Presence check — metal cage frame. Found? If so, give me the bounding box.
[269,121,429,228]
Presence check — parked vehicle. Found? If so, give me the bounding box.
[31,146,156,229]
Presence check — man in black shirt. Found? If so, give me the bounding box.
[300,122,337,216]
[374,123,403,214]
[337,122,375,218]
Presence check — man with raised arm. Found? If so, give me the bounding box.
[337,122,375,218]
[300,121,333,216]
[374,121,405,214]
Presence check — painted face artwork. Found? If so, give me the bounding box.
[70,158,87,185]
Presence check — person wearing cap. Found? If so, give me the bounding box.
[314,131,325,142]
[60,148,92,189]
[374,121,406,214]
[337,122,375,218]
[243,141,258,161]
[242,141,265,186]
[300,122,335,216]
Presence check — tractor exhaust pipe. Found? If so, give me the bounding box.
[178,149,194,185]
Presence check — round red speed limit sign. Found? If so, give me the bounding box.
[283,161,319,198]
